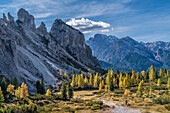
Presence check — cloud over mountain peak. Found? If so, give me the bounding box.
[66,18,113,33]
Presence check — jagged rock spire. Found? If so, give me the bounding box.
[8,12,14,22]
[17,8,36,30]
[3,13,7,21]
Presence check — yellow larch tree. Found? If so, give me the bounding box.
[45,89,51,96]
[157,78,161,86]
[105,85,108,92]
[7,84,15,95]
[149,65,155,81]
[84,76,88,85]
[60,70,63,76]
[113,77,116,87]
[141,70,146,81]
[89,74,93,86]
[119,74,123,89]
[71,74,75,87]
[99,82,102,91]
[124,89,129,96]
[20,82,29,100]
[15,86,20,99]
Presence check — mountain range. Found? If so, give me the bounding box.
[87,34,170,72]
[0,8,169,91]
[0,8,101,91]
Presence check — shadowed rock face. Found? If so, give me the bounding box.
[0,8,100,92]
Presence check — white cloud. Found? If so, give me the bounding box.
[0,0,132,19]
[66,18,113,33]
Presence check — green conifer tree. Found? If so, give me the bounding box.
[67,83,73,99]
[167,77,170,89]
[61,82,67,100]
[136,72,140,84]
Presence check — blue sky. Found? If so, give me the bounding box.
[0,0,170,42]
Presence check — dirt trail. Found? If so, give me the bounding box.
[102,100,141,113]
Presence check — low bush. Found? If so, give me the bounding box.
[153,95,170,105]
[112,94,122,97]
[114,89,125,94]
[130,88,138,93]
[152,86,167,90]
[93,91,104,94]
[91,105,102,110]
[75,107,85,110]
[71,99,84,103]
[86,101,103,106]
[165,105,170,111]
[2,106,19,113]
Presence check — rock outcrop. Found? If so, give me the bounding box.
[50,19,100,68]
[0,8,101,92]
[17,8,36,30]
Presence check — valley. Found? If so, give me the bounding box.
[0,6,169,113]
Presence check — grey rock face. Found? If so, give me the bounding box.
[142,41,170,67]
[50,19,100,68]
[86,34,118,57]
[36,22,47,36]
[0,9,100,92]
[17,8,36,30]
[143,41,170,51]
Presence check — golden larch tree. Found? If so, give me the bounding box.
[20,82,29,100]
[124,89,129,96]
[99,82,102,90]
[7,84,15,95]
[45,89,51,96]
[71,74,75,87]
[60,70,63,76]
[15,86,20,99]
[157,78,161,86]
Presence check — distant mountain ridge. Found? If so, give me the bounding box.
[87,34,170,71]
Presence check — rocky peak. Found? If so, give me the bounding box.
[50,19,100,68]
[36,22,48,37]
[3,13,7,21]
[54,19,65,24]
[119,36,139,45]
[8,12,14,22]
[93,34,118,42]
[50,18,85,48]
[142,41,170,52]
[17,8,36,30]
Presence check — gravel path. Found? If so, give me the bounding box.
[102,100,141,113]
